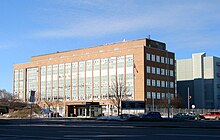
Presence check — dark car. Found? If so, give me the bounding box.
[140,112,162,119]
[120,114,139,120]
[173,113,195,120]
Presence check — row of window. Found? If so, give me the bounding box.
[146,53,174,65]
[146,92,174,99]
[147,79,174,88]
[146,66,174,76]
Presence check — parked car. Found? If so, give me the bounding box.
[120,114,139,120]
[198,112,220,120]
[140,112,162,119]
[96,116,122,121]
[173,113,195,120]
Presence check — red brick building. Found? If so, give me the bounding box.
[13,38,175,117]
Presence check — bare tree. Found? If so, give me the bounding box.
[0,89,12,100]
[0,89,26,110]
[109,79,129,116]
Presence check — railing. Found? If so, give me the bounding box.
[121,108,220,117]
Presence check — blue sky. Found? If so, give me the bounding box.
[0,0,220,92]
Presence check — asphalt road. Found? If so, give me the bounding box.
[0,124,220,140]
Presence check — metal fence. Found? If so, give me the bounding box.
[121,108,220,117]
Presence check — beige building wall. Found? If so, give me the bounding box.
[14,39,146,103]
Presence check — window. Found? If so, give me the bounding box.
[147,66,151,73]
[161,81,165,87]
[152,80,156,86]
[171,93,174,99]
[156,68,160,75]
[161,57,164,63]
[166,81,168,87]
[146,53,151,60]
[170,82,174,88]
[156,56,160,62]
[161,69,165,75]
[157,92,160,99]
[147,79,151,86]
[147,92,151,99]
[157,80,160,87]
[166,69,169,76]
[162,93,165,99]
[152,67,156,74]
[152,92,156,99]
[170,58,173,65]
[166,93,170,99]
[152,55,155,61]
[170,70,174,76]
[165,58,169,64]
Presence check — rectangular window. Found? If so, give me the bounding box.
[157,92,160,99]
[156,68,160,75]
[157,80,160,87]
[161,69,165,75]
[152,55,155,61]
[162,93,165,99]
[147,66,151,73]
[146,53,151,60]
[147,92,151,99]
[170,70,174,76]
[166,69,169,76]
[147,79,151,86]
[170,58,173,65]
[156,56,160,63]
[165,57,169,64]
[171,93,174,99]
[166,81,168,88]
[152,92,156,99]
[161,57,164,63]
[170,82,174,88]
[161,81,165,87]
[152,80,156,86]
[152,67,156,74]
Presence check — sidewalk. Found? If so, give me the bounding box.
[1,118,220,129]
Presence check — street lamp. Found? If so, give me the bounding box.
[166,50,171,118]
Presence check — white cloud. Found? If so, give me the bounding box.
[32,0,220,52]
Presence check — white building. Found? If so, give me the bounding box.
[177,52,220,109]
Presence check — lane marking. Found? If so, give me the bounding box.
[0,134,62,140]
[156,134,220,138]
[64,134,145,138]
[59,130,106,134]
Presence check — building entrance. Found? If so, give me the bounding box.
[67,102,102,117]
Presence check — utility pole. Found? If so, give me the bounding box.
[188,87,190,110]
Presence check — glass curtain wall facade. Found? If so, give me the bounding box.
[26,67,38,101]
[13,55,134,102]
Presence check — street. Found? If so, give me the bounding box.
[0,122,220,140]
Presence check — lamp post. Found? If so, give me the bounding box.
[166,51,170,118]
